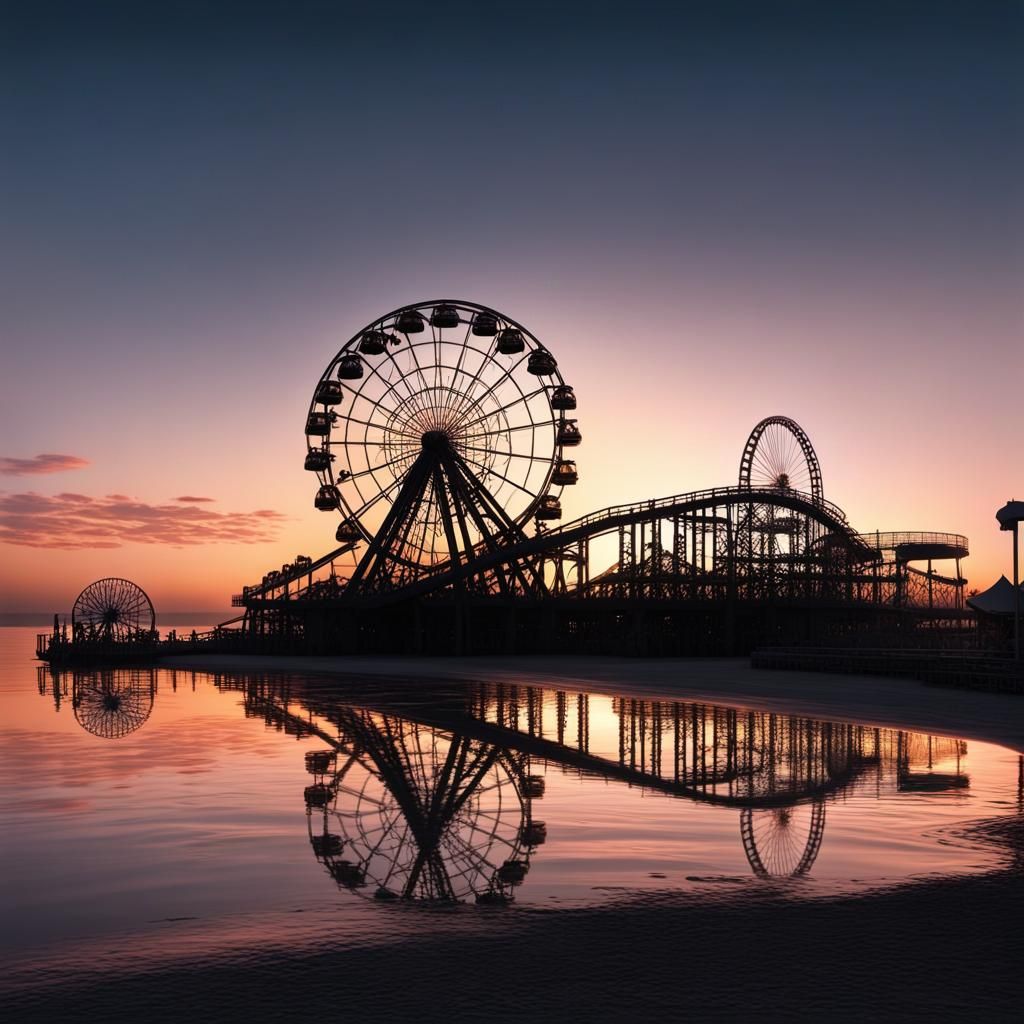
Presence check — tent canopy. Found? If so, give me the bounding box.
[967,575,1024,615]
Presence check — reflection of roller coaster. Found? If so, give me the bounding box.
[225,299,970,654]
[221,674,970,897]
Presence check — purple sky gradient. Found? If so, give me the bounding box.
[1,1,1020,609]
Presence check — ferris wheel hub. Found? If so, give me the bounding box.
[421,429,452,454]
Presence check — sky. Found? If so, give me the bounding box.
[1,0,1021,612]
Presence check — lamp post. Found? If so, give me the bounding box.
[996,500,1024,662]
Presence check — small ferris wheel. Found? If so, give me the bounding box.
[71,578,155,642]
[740,800,826,878]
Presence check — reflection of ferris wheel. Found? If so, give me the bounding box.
[72,578,155,642]
[738,416,823,503]
[304,300,580,586]
[740,800,826,878]
[72,669,156,739]
[305,716,541,902]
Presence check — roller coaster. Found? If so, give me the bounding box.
[230,299,970,655]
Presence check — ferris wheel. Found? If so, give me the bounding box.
[305,715,539,903]
[740,800,826,878]
[738,416,823,503]
[72,669,156,739]
[71,578,155,642]
[304,300,580,587]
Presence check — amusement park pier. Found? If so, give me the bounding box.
[37,300,1019,681]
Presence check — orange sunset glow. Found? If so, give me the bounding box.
[2,288,1019,613]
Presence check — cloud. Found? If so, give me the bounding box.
[0,453,89,476]
[0,491,287,549]
[174,495,215,503]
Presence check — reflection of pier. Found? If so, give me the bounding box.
[896,733,968,792]
[222,674,970,895]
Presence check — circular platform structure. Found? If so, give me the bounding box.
[857,532,969,562]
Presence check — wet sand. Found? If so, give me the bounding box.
[160,654,1024,753]
[6,868,1022,1022]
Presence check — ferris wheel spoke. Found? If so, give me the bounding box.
[336,783,387,807]
[435,325,473,426]
[376,337,433,409]
[335,374,405,422]
[457,443,552,463]
[459,454,537,499]
[359,345,428,414]
[457,390,548,436]
[442,828,501,873]
[458,417,554,443]
[460,351,531,419]
[395,331,435,397]
[347,453,417,482]
[331,412,417,440]
[348,473,408,522]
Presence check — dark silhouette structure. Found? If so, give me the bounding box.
[38,578,158,664]
[35,300,975,662]
[230,299,970,655]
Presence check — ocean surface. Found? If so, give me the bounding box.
[2,625,1022,1006]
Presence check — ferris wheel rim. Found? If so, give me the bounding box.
[71,669,156,738]
[738,415,823,504]
[71,578,156,639]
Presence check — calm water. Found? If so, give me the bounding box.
[2,626,1022,974]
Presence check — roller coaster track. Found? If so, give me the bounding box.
[250,689,865,810]
[233,541,357,605]
[353,484,872,607]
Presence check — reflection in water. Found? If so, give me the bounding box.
[209,675,977,900]
[305,717,541,903]
[239,687,542,903]
[34,661,1008,903]
[741,804,825,878]
[38,666,157,739]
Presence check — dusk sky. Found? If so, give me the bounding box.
[2,0,1021,612]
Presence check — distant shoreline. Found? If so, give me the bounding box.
[158,653,1024,754]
